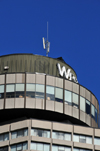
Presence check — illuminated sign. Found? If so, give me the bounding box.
[57,63,78,83]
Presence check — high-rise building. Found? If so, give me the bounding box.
[0,54,99,151]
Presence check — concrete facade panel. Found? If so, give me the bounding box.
[5,98,15,109]
[85,114,91,126]
[73,142,93,149]
[65,104,72,116]
[80,86,85,98]
[26,98,35,108]
[72,83,79,94]
[46,76,55,86]
[85,89,90,101]
[32,120,51,129]
[55,77,63,88]
[0,75,5,84]
[72,107,79,119]
[35,99,44,109]
[80,110,85,123]
[74,125,93,135]
[6,74,15,83]
[0,125,9,133]
[15,74,25,83]
[52,139,72,146]
[36,74,45,84]
[0,99,4,109]
[53,123,73,132]
[65,80,72,91]
[46,100,54,111]
[31,136,51,143]
[55,102,63,113]
[15,98,24,108]
[11,120,29,131]
[26,74,35,83]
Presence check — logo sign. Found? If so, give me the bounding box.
[57,63,78,83]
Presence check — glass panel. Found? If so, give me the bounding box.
[46,131,50,138]
[64,133,71,141]
[36,84,44,99]
[46,86,55,101]
[52,131,58,139]
[94,137,100,145]
[17,144,22,151]
[55,88,63,102]
[73,93,78,108]
[23,142,28,150]
[58,132,64,140]
[52,145,58,151]
[11,145,16,151]
[79,135,86,143]
[73,134,79,142]
[73,149,79,151]
[11,131,17,139]
[0,85,4,99]
[24,129,28,136]
[65,90,71,105]
[30,142,36,150]
[26,84,35,91]
[65,147,71,151]
[38,129,43,137]
[4,133,9,141]
[86,100,90,115]
[36,84,44,93]
[16,84,24,91]
[44,144,49,151]
[95,108,97,123]
[0,135,3,142]
[86,136,92,144]
[0,85,4,93]
[91,104,95,118]
[58,146,64,151]
[6,85,15,92]
[18,130,23,138]
[80,96,85,112]
[37,143,43,151]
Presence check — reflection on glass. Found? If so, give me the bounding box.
[52,145,71,151]
[65,90,72,105]
[30,142,50,151]
[6,84,15,98]
[73,93,78,108]
[36,84,44,99]
[55,88,63,103]
[0,85,4,99]
[52,131,71,141]
[86,100,90,115]
[46,86,55,101]
[80,96,85,112]
[31,128,50,138]
[26,84,35,98]
[15,84,24,98]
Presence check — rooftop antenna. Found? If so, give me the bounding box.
[42,22,50,57]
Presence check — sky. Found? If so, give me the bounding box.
[0,0,100,104]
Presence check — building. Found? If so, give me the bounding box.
[0,53,100,151]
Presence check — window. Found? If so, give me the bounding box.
[26,84,35,98]
[0,133,9,142]
[36,84,44,99]
[11,129,28,139]
[30,142,50,151]
[95,108,97,123]
[52,145,71,151]
[73,134,92,144]
[46,86,55,101]
[6,84,15,98]
[52,131,71,141]
[94,137,100,145]
[86,100,90,115]
[0,147,8,151]
[91,104,95,119]
[31,128,50,138]
[0,85,4,99]
[80,96,85,112]
[11,142,28,151]
[65,90,71,105]
[55,88,63,103]
[15,84,25,98]
[73,148,91,151]
[72,93,78,108]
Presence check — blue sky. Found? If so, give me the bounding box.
[0,0,100,104]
